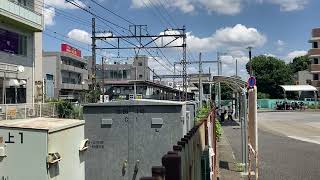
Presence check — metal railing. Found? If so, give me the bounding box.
[0,102,82,120]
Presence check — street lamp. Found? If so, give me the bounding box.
[247,47,253,76]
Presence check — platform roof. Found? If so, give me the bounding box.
[280,85,318,92]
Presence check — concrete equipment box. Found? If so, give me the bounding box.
[0,118,86,180]
[83,99,187,180]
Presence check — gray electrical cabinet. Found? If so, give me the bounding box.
[186,101,197,132]
[83,99,187,180]
[0,118,86,180]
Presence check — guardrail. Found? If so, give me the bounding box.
[140,108,217,180]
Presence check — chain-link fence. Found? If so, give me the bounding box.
[0,103,83,120]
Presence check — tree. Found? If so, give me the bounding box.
[289,55,310,73]
[246,55,293,98]
[211,84,234,100]
[221,84,233,100]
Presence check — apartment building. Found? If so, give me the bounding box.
[43,44,89,102]
[0,0,43,104]
[308,28,320,92]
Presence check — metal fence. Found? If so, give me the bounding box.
[140,108,217,180]
[0,103,82,120]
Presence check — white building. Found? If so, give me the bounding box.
[0,0,43,104]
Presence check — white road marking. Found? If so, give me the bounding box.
[287,136,320,145]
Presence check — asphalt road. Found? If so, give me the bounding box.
[223,112,320,180]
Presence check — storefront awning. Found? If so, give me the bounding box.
[280,85,318,92]
[7,79,20,87]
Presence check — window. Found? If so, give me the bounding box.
[313,42,318,48]
[138,62,143,66]
[314,58,319,64]
[0,28,27,56]
[18,0,27,6]
[46,74,54,80]
[314,74,319,80]
[306,80,311,85]
[139,74,143,79]
[123,70,127,79]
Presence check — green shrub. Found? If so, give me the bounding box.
[308,104,320,109]
[56,100,73,118]
[195,105,210,122]
[215,119,223,140]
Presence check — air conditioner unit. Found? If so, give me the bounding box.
[47,152,62,165]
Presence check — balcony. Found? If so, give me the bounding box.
[311,80,320,87]
[308,49,320,57]
[61,64,88,74]
[0,0,42,31]
[312,28,320,38]
[61,83,89,90]
[310,64,320,72]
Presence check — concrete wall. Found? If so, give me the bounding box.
[297,70,312,85]
[42,55,58,97]
[34,32,42,82]
[133,56,150,81]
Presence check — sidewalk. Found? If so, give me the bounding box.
[217,126,244,180]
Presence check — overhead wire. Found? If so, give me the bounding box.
[84,0,176,73]
[37,0,176,73]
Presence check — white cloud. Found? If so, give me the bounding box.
[44,0,85,9]
[131,0,194,13]
[200,0,242,15]
[285,50,307,63]
[44,7,55,27]
[220,54,249,66]
[267,0,309,11]
[157,24,266,53]
[172,0,195,13]
[131,0,242,15]
[148,57,175,74]
[67,29,91,44]
[131,0,309,15]
[213,24,267,48]
[276,39,285,51]
[263,53,277,57]
[276,40,285,46]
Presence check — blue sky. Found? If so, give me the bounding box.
[43,0,320,79]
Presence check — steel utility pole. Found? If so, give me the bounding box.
[217,52,222,108]
[198,52,203,107]
[182,26,188,101]
[236,59,238,77]
[209,67,212,105]
[91,18,96,91]
[101,57,105,102]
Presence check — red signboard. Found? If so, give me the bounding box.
[61,44,81,57]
